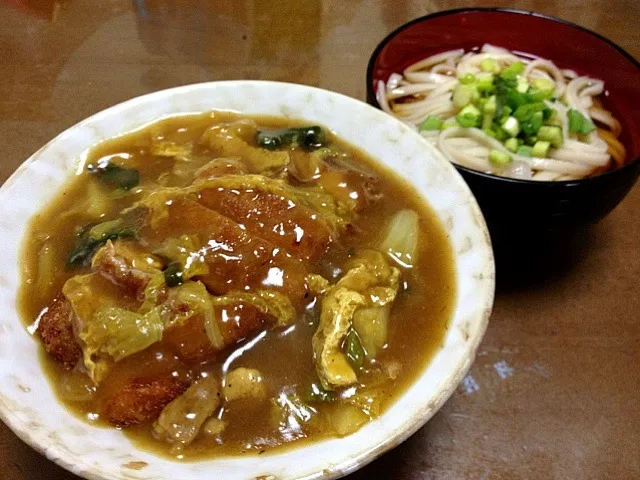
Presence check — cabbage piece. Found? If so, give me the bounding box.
[330,403,369,437]
[210,290,296,327]
[352,305,390,359]
[379,209,419,268]
[312,250,400,390]
[63,272,166,382]
[138,273,166,314]
[154,235,209,280]
[91,240,163,294]
[202,120,290,173]
[124,187,186,229]
[85,181,112,218]
[194,157,247,179]
[36,241,56,293]
[63,275,106,383]
[171,281,223,349]
[67,218,138,268]
[85,306,164,362]
[153,376,221,448]
[166,285,296,352]
[58,370,97,403]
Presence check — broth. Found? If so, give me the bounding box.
[19,111,455,459]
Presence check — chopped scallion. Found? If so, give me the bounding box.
[460,73,476,85]
[480,58,500,73]
[532,140,551,158]
[516,145,533,157]
[505,138,519,152]
[456,104,481,128]
[489,149,513,167]
[567,109,596,135]
[537,125,563,148]
[502,116,521,137]
[419,115,442,131]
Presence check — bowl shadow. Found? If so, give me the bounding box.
[492,226,594,294]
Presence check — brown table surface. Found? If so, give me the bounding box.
[1,1,639,479]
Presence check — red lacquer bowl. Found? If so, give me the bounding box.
[366,8,640,246]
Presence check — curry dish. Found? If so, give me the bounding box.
[19,111,455,459]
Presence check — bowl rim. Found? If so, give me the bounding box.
[365,7,640,187]
[0,80,495,480]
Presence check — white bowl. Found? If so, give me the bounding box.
[0,81,494,480]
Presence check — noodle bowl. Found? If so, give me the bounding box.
[376,44,626,181]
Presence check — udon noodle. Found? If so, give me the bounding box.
[377,44,626,181]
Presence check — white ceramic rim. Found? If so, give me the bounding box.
[0,81,494,480]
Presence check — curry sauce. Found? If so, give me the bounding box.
[19,112,455,459]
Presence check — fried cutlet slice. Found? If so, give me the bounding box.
[37,292,82,370]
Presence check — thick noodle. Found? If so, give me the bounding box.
[380,44,625,181]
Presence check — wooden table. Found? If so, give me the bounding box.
[1,1,638,479]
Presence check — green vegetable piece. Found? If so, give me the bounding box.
[460,73,476,85]
[456,104,481,128]
[531,78,554,92]
[537,125,563,148]
[452,84,476,108]
[482,111,494,131]
[506,90,527,111]
[567,109,596,135]
[88,161,140,191]
[476,75,495,94]
[481,95,498,130]
[546,111,563,126]
[480,58,500,73]
[67,218,138,268]
[493,127,509,141]
[419,115,443,131]
[521,111,544,136]
[513,102,546,122]
[501,116,521,137]
[257,134,281,150]
[163,261,184,287]
[482,128,497,138]
[516,77,530,93]
[344,329,364,370]
[257,126,327,151]
[526,87,554,102]
[484,95,497,114]
[532,140,551,158]
[501,61,525,77]
[441,121,457,130]
[516,145,533,157]
[505,138,519,152]
[307,383,335,403]
[299,126,327,149]
[489,149,513,167]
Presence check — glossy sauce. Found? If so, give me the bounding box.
[19,112,456,459]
